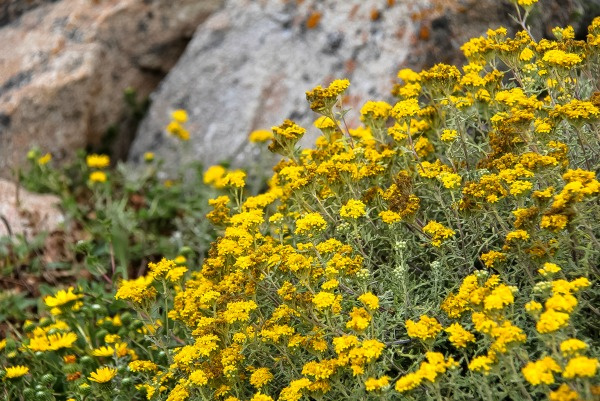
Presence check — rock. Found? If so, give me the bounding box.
[129,0,425,168]
[0,0,225,176]
[0,0,57,26]
[0,179,64,239]
[128,0,597,170]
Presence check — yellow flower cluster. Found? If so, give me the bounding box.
[422,220,456,247]
[95,14,600,401]
[395,352,458,393]
[166,109,190,141]
[305,79,350,112]
[86,153,110,183]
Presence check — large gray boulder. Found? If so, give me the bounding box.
[0,0,225,177]
[129,0,424,167]
[129,0,597,168]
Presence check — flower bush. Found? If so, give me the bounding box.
[3,2,600,400]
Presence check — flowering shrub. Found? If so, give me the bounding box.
[3,2,600,401]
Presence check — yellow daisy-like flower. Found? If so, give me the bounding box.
[86,154,110,169]
[89,171,107,183]
[143,152,155,162]
[44,287,83,308]
[91,346,114,357]
[4,365,29,379]
[249,129,273,143]
[171,109,188,123]
[37,153,52,165]
[88,366,117,383]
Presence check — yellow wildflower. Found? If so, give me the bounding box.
[89,171,107,183]
[4,365,29,379]
[562,356,599,379]
[88,367,117,383]
[340,199,366,219]
[406,315,443,341]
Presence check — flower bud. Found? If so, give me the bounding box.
[41,373,56,386]
[79,383,92,395]
[120,312,133,326]
[35,391,52,401]
[23,321,36,333]
[95,329,109,341]
[91,304,105,314]
[80,356,94,366]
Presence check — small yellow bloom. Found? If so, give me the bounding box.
[44,287,83,308]
[91,346,114,357]
[4,365,29,379]
[249,129,273,143]
[89,171,107,183]
[379,210,401,224]
[223,170,246,188]
[364,376,390,391]
[560,339,588,356]
[340,199,366,219]
[562,356,599,379]
[406,315,443,341]
[38,153,52,165]
[519,47,535,61]
[86,154,110,169]
[88,366,117,383]
[440,129,458,142]
[358,292,379,310]
[171,109,188,123]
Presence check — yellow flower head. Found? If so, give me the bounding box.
[340,199,366,219]
[358,292,379,311]
[522,357,561,385]
[295,212,327,235]
[88,366,117,383]
[44,287,83,308]
[249,129,273,143]
[38,153,52,165]
[563,356,599,379]
[560,339,588,356]
[422,221,455,247]
[89,171,107,183]
[91,346,114,357]
[4,365,29,379]
[223,170,246,188]
[406,315,443,341]
[115,275,157,305]
[249,367,274,388]
[171,109,188,123]
[86,154,110,169]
